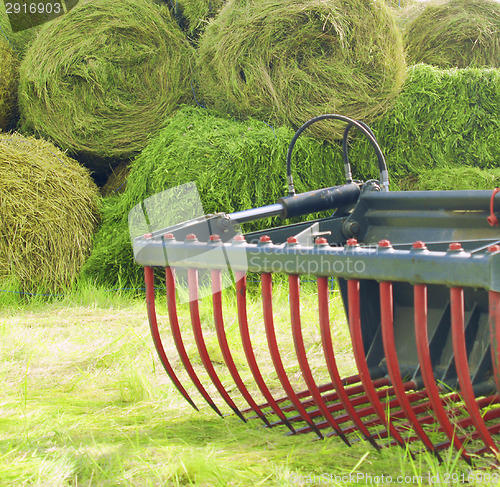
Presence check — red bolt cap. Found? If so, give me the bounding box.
[260,235,271,243]
[164,233,174,240]
[209,234,221,241]
[186,233,197,240]
[449,242,462,251]
[488,244,500,252]
[378,239,391,248]
[412,241,426,250]
[144,233,153,239]
[346,238,358,246]
[316,237,328,245]
[287,236,298,244]
[233,234,246,242]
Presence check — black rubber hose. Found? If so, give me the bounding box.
[285,114,389,195]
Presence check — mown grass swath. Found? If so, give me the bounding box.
[83,105,345,288]
[404,0,500,69]
[196,0,407,141]
[0,38,18,130]
[0,133,100,294]
[18,0,194,167]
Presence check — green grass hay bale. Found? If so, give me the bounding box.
[0,39,18,130]
[196,0,406,140]
[83,106,346,287]
[19,0,194,166]
[173,0,226,36]
[347,64,500,186]
[0,1,39,58]
[0,133,100,293]
[404,0,500,69]
[101,162,131,197]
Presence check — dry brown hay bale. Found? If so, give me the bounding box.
[0,39,18,130]
[18,0,194,166]
[196,0,407,140]
[0,133,100,293]
[404,0,500,68]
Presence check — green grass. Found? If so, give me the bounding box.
[0,281,498,486]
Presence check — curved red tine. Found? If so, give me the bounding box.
[144,267,198,410]
[489,291,500,395]
[414,284,472,464]
[261,272,324,439]
[210,269,271,426]
[187,268,246,422]
[234,271,296,433]
[317,276,381,450]
[450,286,500,454]
[165,267,223,417]
[347,279,408,449]
[289,274,351,446]
[380,281,443,460]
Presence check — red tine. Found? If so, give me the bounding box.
[489,291,500,396]
[317,276,380,450]
[450,286,500,454]
[144,267,198,410]
[187,268,246,421]
[165,267,222,416]
[289,274,350,446]
[261,272,324,439]
[414,284,472,464]
[380,281,442,460]
[234,271,296,433]
[210,269,271,426]
[347,279,408,449]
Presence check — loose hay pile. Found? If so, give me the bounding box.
[0,133,100,293]
[404,0,500,69]
[19,0,194,167]
[0,39,18,130]
[346,64,500,186]
[83,106,346,287]
[196,0,406,140]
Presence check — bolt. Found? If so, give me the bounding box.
[164,233,174,240]
[260,235,272,243]
[287,236,298,244]
[233,234,246,242]
[315,237,328,246]
[346,221,360,235]
[144,233,153,239]
[209,234,221,242]
[186,233,197,241]
[346,238,358,246]
[378,239,391,248]
[449,242,462,251]
[488,245,500,253]
[412,241,426,250]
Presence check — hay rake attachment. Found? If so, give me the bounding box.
[133,115,500,463]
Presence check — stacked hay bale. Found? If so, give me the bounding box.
[83,106,346,287]
[18,0,194,170]
[0,1,39,58]
[196,0,407,141]
[172,0,226,37]
[0,38,18,130]
[404,0,500,68]
[346,64,500,190]
[0,133,100,293]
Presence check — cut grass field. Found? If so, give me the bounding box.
[0,281,498,486]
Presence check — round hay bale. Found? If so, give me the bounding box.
[0,2,39,58]
[19,0,194,166]
[404,0,500,68]
[0,133,100,293]
[196,0,406,140]
[101,162,131,197]
[0,39,18,130]
[174,0,226,37]
[83,106,347,287]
